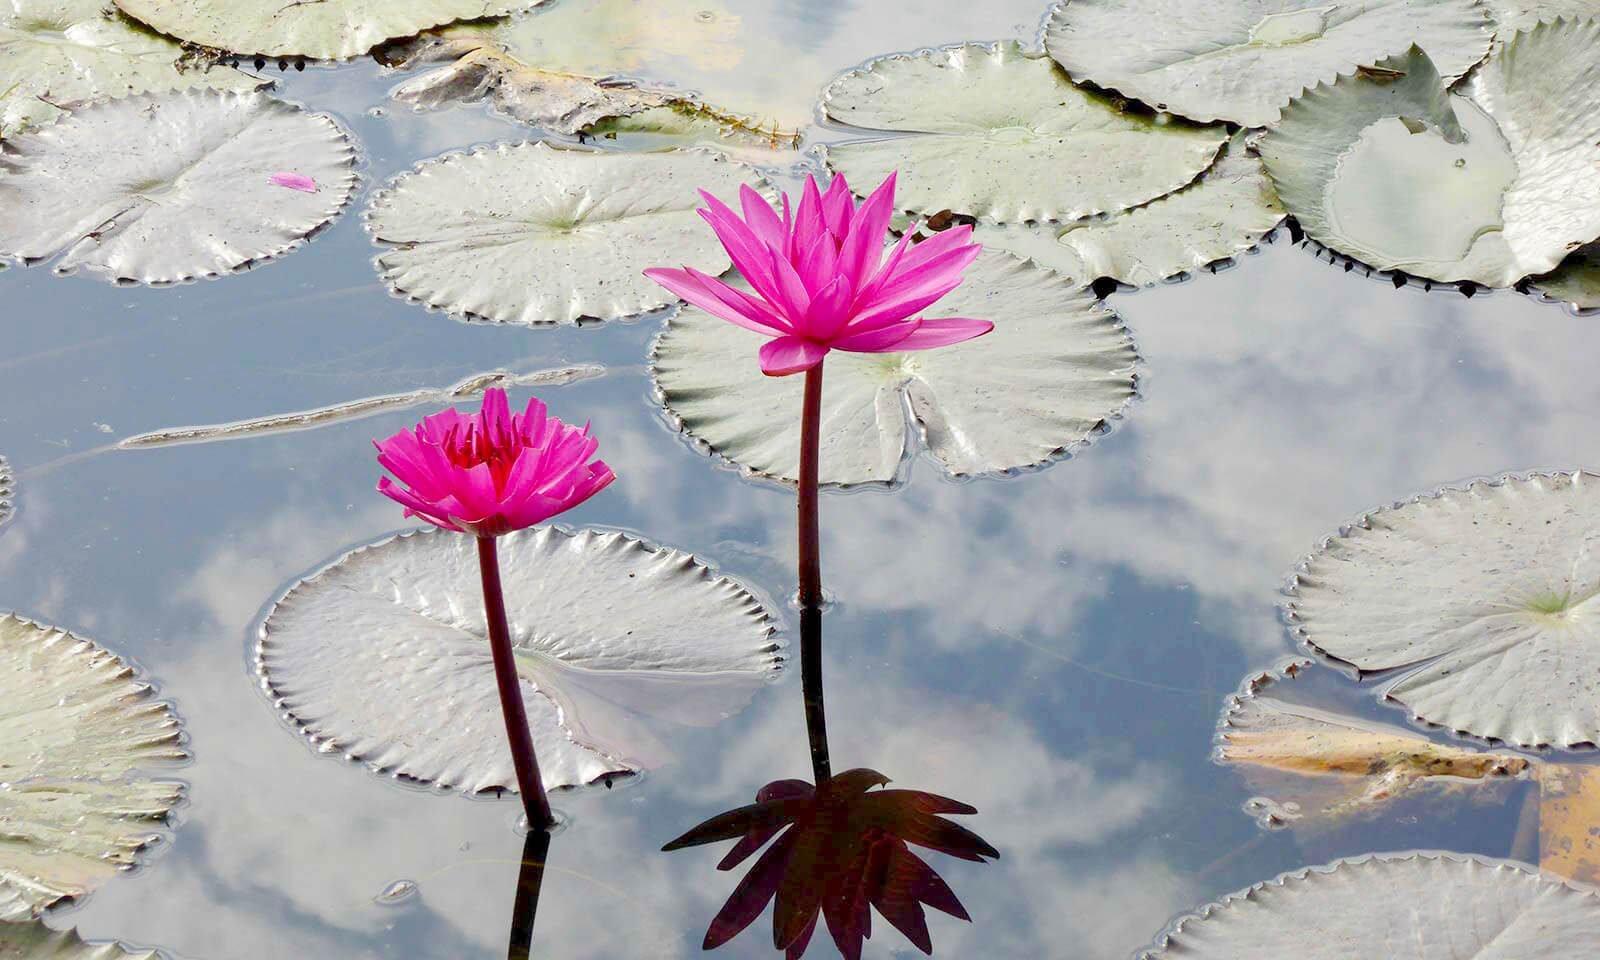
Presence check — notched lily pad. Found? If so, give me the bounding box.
[1530,242,1600,313]
[1143,853,1600,958]
[1218,662,1531,830]
[1044,0,1493,127]
[256,526,782,796]
[963,133,1284,287]
[0,457,12,530]
[0,614,187,921]
[364,142,767,326]
[650,247,1139,486]
[1489,1,1600,36]
[0,919,162,959]
[0,0,265,137]
[1288,471,1600,749]
[112,0,541,60]
[819,41,1228,224]
[1260,25,1600,287]
[0,90,357,285]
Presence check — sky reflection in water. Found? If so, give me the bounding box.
[0,0,1593,956]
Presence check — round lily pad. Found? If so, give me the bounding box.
[1489,1,1600,36]
[650,247,1139,486]
[0,919,162,959]
[0,0,263,137]
[1531,243,1600,313]
[256,526,782,796]
[365,142,767,326]
[112,0,540,60]
[819,41,1228,224]
[0,614,187,921]
[965,133,1284,287]
[0,457,12,531]
[0,90,358,285]
[1289,472,1600,749]
[1044,0,1493,127]
[1260,23,1600,287]
[1144,853,1600,957]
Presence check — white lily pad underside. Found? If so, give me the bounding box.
[0,919,161,959]
[1532,243,1600,312]
[0,90,357,285]
[0,456,12,530]
[1260,23,1600,287]
[257,526,782,796]
[1143,853,1600,958]
[651,247,1139,486]
[1044,0,1492,127]
[1289,472,1600,749]
[365,142,767,325]
[112,0,540,60]
[0,0,263,137]
[0,615,187,922]
[819,41,1228,224]
[967,134,1284,287]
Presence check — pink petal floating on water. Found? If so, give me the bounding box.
[269,172,317,193]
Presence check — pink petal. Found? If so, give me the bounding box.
[644,267,785,335]
[835,172,896,288]
[792,176,828,262]
[829,316,920,353]
[853,230,916,307]
[803,275,855,342]
[821,175,854,237]
[758,336,829,376]
[682,266,794,334]
[767,246,813,323]
[269,172,317,193]
[795,229,840,298]
[891,317,993,350]
[739,184,787,248]
[900,224,977,272]
[849,275,967,332]
[697,195,789,308]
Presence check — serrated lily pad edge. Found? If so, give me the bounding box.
[251,524,786,792]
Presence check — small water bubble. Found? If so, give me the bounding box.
[374,879,418,905]
[696,10,716,22]
[458,840,471,852]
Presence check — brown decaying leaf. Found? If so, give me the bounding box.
[1538,764,1600,889]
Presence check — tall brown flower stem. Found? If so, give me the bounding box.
[477,534,555,830]
[797,363,831,783]
[506,828,552,960]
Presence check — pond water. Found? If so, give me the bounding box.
[3,1,1599,958]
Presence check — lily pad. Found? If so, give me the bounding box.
[0,456,12,530]
[0,919,161,959]
[0,614,187,921]
[111,0,540,60]
[1044,0,1493,127]
[1259,25,1600,287]
[1288,472,1600,749]
[962,133,1284,287]
[1531,243,1600,312]
[1488,1,1600,35]
[818,41,1228,224]
[1143,853,1600,957]
[256,526,782,796]
[0,0,264,137]
[0,90,357,285]
[650,247,1139,486]
[364,142,766,326]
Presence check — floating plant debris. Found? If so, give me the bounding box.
[257,526,782,795]
[1044,0,1493,127]
[0,456,12,531]
[0,90,357,285]
[819,41,1228,224]
[0,918,165,959]
[0,0,264,136]
[1260,24,1600,287]
[651,247,1138,486]
[0,614,187,921]
[1289,471,1600,749]
[1143,853,1600,957]
[364,143,769,325]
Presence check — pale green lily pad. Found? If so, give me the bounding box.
[1143,853,1600,957]
[0,456,12,530]
[257,526,782,796]
[1288,472,1600,749]
[111,0,541,60]
[1531,243,1600,312]
[0,614,187,921]
[0,0,264,137]
[1488,1,1600,35]
[0,919,162,959]
[1044,0,1493,127]
[365,142,767,326]
[1260,25,1600,287]
[0,90,357,284]
[819,41,1228,224]
[962,134,1284,287]
[650,247,1139,486]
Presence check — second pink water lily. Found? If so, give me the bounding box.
[644,172,991,376]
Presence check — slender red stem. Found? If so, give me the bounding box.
[797,363,831,783]
[477,535,554,830]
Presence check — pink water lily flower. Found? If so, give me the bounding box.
[375,388,614,537]
[645,172,992,376]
